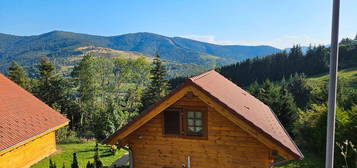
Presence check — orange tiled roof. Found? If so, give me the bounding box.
[189,70,303,159]
[0,74,69,152]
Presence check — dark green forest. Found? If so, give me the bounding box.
[6,35,357,167]
[218,38,357,87]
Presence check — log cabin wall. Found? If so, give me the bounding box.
[126,95,273,168]
[0,131,57,168]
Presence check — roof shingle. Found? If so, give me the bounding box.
[0,74,69,152]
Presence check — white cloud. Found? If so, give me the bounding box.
[180,34,329,49]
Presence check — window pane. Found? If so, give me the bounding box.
[186,111,204,137]
[195,120,202,126]
[195,127,203,133]
[188,112,194,118]
[188,119,194,126]
[187,126,203,136]
[195,112,202,118]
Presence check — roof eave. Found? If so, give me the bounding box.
[0,121,69,155]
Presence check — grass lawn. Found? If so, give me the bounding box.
[308,67,357,88]
[31,141,126,168]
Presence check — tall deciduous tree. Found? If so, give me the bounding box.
[72,54,98,128]
[141,53,169,110]
[72,55,150,137]
[7,61,31,91]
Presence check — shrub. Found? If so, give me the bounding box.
[56,127,83,144]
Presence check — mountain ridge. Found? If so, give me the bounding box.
[0,30,280,76]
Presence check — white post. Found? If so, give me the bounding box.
[325,0,340,167]
[187,156,191,168]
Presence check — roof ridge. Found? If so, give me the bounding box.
[189,69,216,81]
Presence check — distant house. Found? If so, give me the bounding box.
[104,70,303,168]
[0,74,69,168]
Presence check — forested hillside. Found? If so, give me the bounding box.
[168,36,357,167]
[221,36,357,167]
[0,31,279,76]
[218,37,357,87]
[47,46,206,78]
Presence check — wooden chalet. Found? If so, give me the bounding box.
[104,70,303,168]
[0,74,69,168]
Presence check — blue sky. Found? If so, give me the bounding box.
[0,0,356,49]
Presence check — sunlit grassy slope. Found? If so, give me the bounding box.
[308,67,357,88]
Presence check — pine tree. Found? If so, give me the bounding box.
[304,46,328,75]
[287,73,313,109]
[34,57,79,129]
[253,80,278,105]
[71,153,79,168]
[141,53,168,110]
[288,45,304,73]
[35,57,65,107]
[247,81,260,96]
[38,57,55,82]
[7,61,31,91]
[274,86,298,135]
[249,80,298,135]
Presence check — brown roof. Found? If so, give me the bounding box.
[103,70,303,160]
[190,70,302,159]
[0,74,69,153]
